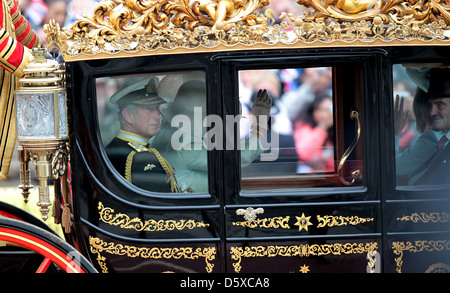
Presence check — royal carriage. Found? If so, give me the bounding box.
[1,0,450,273]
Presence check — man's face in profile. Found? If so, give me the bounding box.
[429,97,450,132]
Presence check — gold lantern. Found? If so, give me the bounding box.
[14,45,70,225]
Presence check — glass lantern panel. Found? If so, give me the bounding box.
[16,93,55,138]
[58,90,68,138]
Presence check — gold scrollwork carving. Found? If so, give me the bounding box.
[392,240,450,273]
[317,215,374,228]
[232,216,291,229]
[396,212,450,224]
[89,236,216,273]
[44,0,450,60]
[97,202,210,232]
[298,0,450,24]
[232,213,374,230]
[230,242,378,273]
[68,0,268,38]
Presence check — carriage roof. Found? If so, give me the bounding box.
[44,0,450,61]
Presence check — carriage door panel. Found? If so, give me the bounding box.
[221,54,383,273]
[69,58,223,273]
[382,63,450,273]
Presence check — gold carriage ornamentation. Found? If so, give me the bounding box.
[44,0,450,61]
[97,201,210,232]
[230,241,379,273]
[397,212,450,223]
[232,214,373,229]
[89,236,217,273]
[392,240,450,273]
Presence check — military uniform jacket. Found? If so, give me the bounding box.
[105,133,179,193]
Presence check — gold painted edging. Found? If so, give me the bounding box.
[229,241,378,273]
[97,201,210,232]
[392,239,450,273]
[89,236,216,273]
[60,38,450,62]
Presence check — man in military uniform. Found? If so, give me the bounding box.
[105,78,180,193]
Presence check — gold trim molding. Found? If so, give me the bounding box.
[89,236,217,273]
[392,239,450,273]
[232,213,373,230]
[396,212,450,224]
[230,241,378,273]
[97,201,210,232]
[317,214,374,228]
[44,0,450,61]
[232,216,291,229]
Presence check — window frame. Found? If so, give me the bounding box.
[217,50,382,204]
[232,63,365,192]
[95,71,211,197]
[68,54,221,207]
[391,62,450,195]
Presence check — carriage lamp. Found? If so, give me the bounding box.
[14,45,69,221]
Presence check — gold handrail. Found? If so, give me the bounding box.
[338,110,362,185]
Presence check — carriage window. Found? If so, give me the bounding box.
[239,67,364,190]
[393,64,450,187]
[97,71,208,193]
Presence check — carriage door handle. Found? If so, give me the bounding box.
[236,207,264,223]
[338,110,362,185]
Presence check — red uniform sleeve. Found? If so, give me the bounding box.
[8,0,40,49]
[0,28,33,77]
[0,0,40,77]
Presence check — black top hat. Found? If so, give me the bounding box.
[110,77,166,109]
[427,68,450,99]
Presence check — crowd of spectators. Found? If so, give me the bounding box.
[19,0,99,46]
[239,67,333,175]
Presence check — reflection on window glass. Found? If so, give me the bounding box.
[239,67,345,190]
[97,71,207,193]
[394,64,450,186]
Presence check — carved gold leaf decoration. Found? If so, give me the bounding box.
[68,0,268,38]
[97,201,209,232]
[44,0,450,60]
[298,0,450,24]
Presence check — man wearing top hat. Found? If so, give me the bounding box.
[395,67,450,185]
[105,77,180,193]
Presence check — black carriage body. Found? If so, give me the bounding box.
[66,46,450,273]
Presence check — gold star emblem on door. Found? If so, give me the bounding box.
[294,213,313,232]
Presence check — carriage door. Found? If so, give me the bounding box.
[220,52,383,273]
[380,60,450,273]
